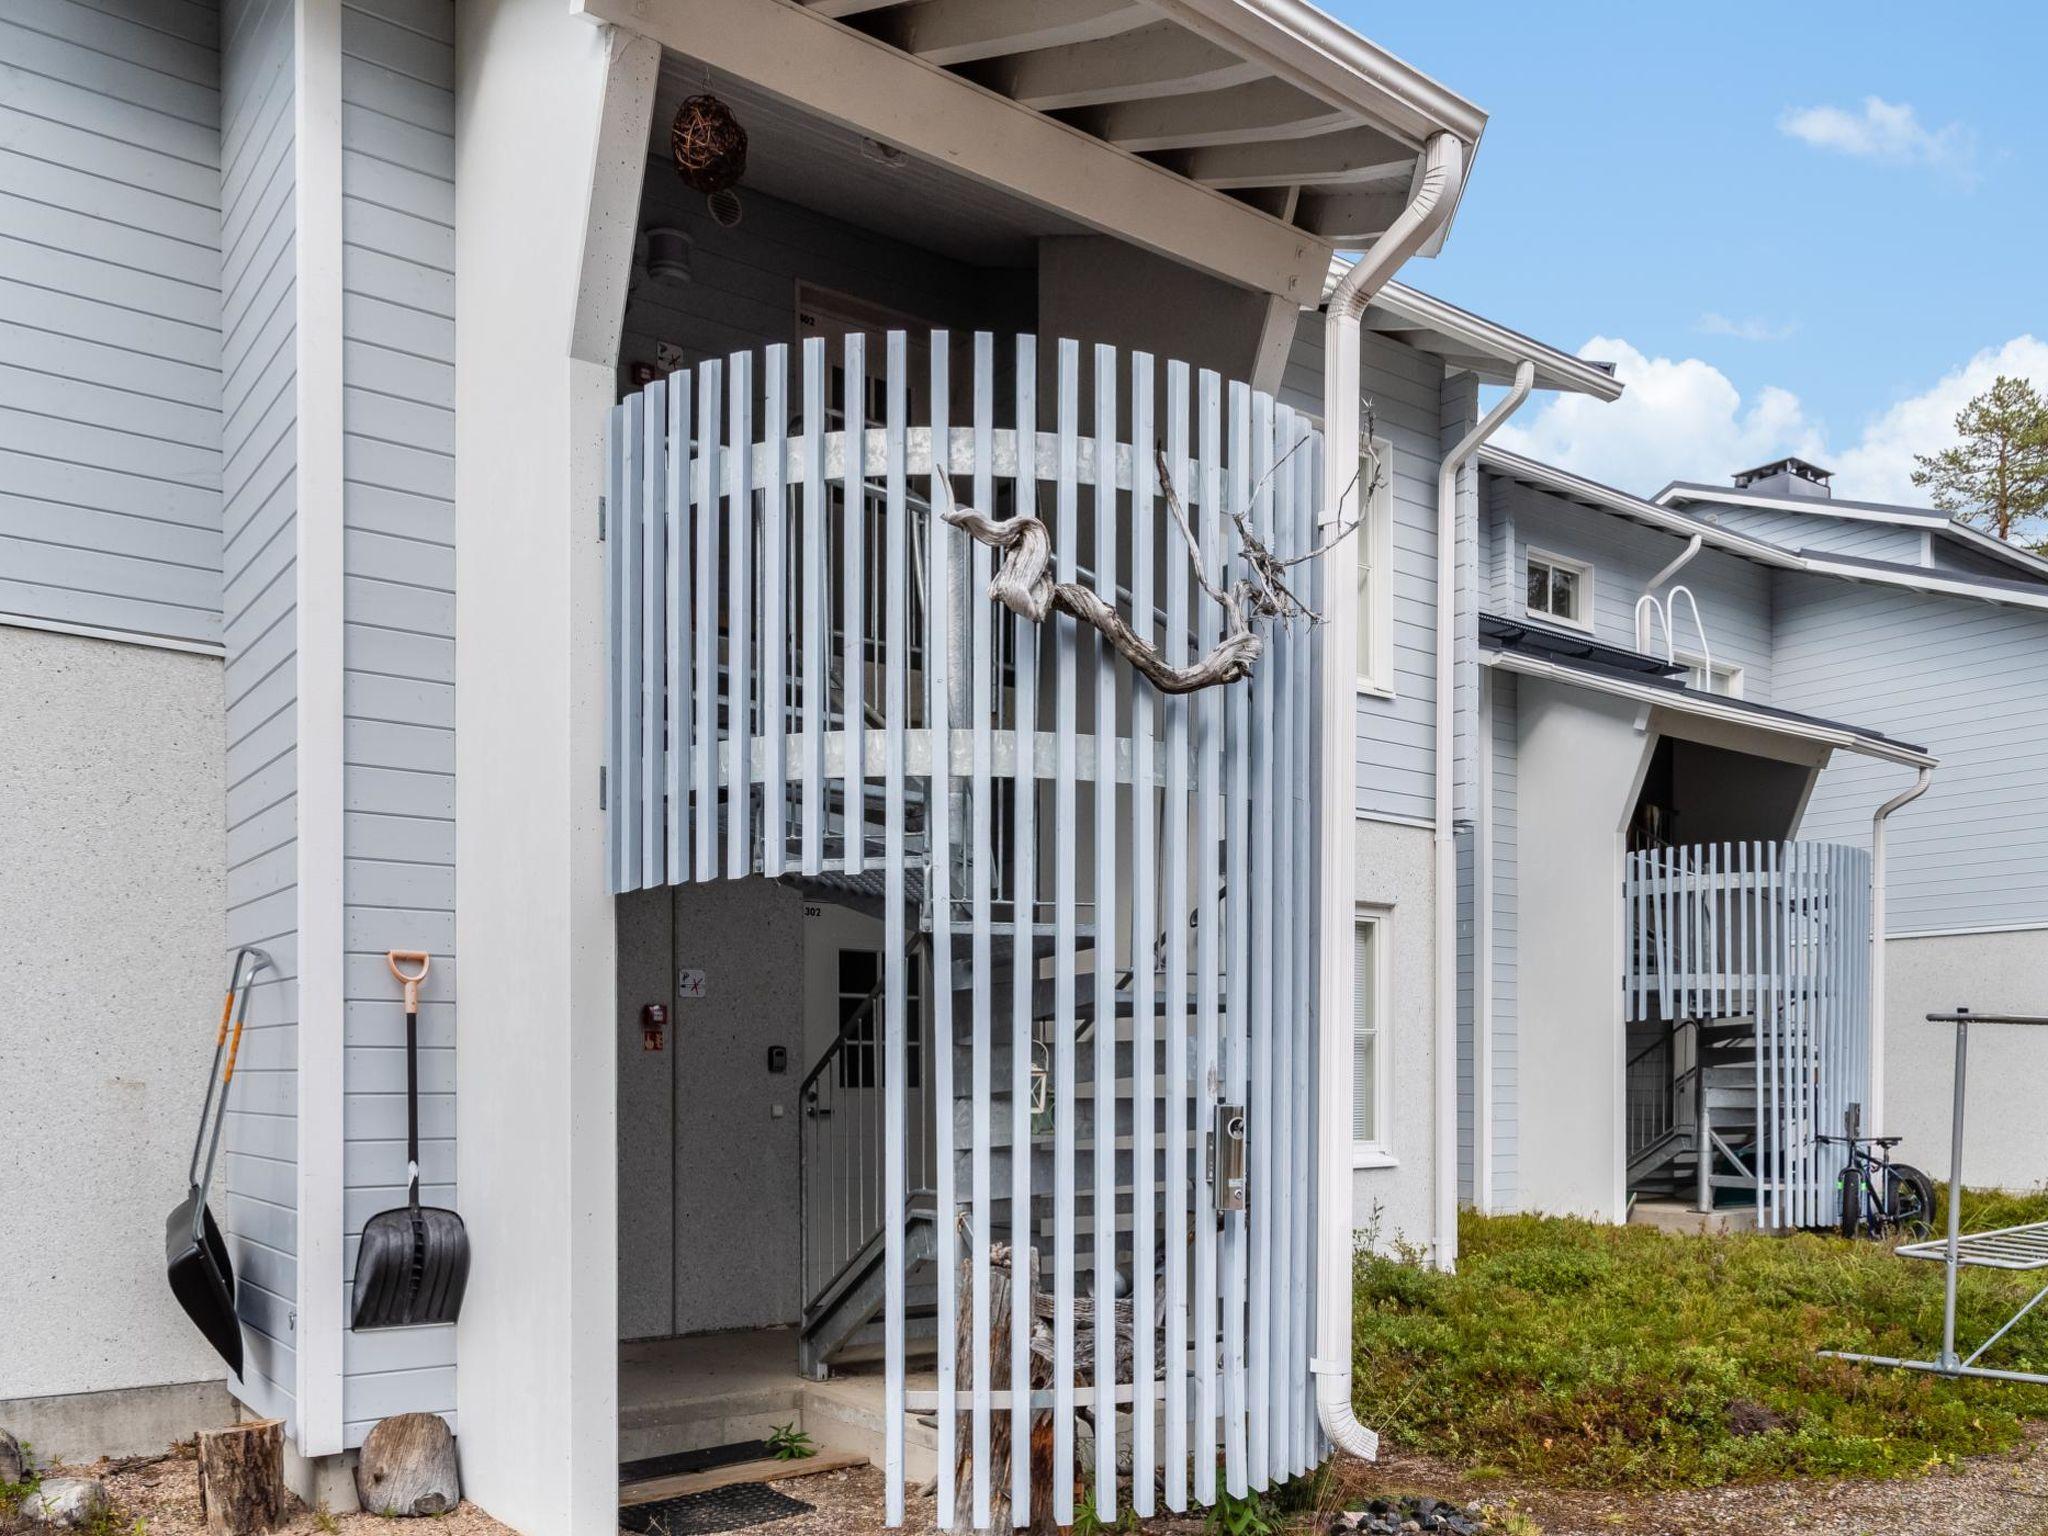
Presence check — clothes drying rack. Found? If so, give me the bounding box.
[1821,1009,2048,1386]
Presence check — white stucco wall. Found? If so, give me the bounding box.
[0,627,225,1400]
[1510,680,1649,1224]
[1881,929,2048,1192]
[1350,819,1436,1253]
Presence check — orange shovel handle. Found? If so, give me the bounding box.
[387,949,431,1014]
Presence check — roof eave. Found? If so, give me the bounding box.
[1479,649,1937,770]
[1481,448,1803,568]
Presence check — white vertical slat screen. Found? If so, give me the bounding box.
[604,332,1328,1526]
[1623,839,1871,1230]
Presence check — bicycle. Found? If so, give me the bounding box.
[1819,1129,1935,1241]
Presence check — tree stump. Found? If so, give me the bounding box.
[355,1414,460,1517]
[196,1421,284,1536]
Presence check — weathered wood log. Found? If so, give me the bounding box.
[355,1414,460,1517]
[196,1420,284,1536]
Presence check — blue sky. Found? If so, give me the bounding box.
[1328,3,2048,501]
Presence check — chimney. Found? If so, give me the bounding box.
[1731,456,1833,500]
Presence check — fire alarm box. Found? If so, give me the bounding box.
[641,1002,668,1052]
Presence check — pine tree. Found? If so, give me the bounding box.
[1910,374,2048,549]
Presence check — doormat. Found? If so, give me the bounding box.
[620,1441,770,1485]
[619,1485,814,1536]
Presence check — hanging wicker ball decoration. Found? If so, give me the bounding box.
[670,93,747,196]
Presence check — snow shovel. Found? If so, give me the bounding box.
[166,946,268,1374]
[351,950,470,1330]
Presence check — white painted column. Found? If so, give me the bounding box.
[453,7,653,1532]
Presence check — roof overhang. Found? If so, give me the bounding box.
[1481,446,1802,567]
[581,0,1486,299]
[1798,551,2048,613]
[1480,646,1937,770]
[1341,277,1623,398]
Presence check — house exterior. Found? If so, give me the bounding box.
[1432,446,2048,1228]
[0,1,1583,1532]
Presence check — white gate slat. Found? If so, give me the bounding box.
[1289,427,1318,1473]
[842,333,868,875]
[1265,404,1293,1485]
[882,330,909,1526]
[666,371,691,885]
[1161,358,1192,1513]
[641,380,665,887]
[1222,380,1252,1497]
[1193,366,1223,1508]
[727,350,754,878]
[621,398,645,892]
[606,401,626,894]
[968,330,995,1531]
[764,345,789,878]
[1051,338,1080,1530]
[1128,349,1158,1518]
[1090,342,1122,1518]
[694,360,720,880]
[801,338,826,876]
[928,330,958,1531]
[1246,387,1274,1487]
[1007,335,1039,1526]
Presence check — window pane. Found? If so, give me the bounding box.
[1550,566,1579,620]
[1353,922,1377,1144]
[1526,561,1550,614]
[1357,537,1372,678]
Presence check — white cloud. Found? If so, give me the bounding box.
[1831,335,2048,503]
[1779,96,1975,178]
[1493,337,1826,495]
[1697,312,1796,343]
[1493,334,2048,505]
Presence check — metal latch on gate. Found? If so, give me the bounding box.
[1208,1104,1248,1213]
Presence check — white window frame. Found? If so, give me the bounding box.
[1675,651,1745,698]
[1352,908,1395,1168]
[1356,436,1396,697]
[1524,546,1594,632]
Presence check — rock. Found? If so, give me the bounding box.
[355,1414,460,1517]
[20,1479,107,1529]
[0,1430,22,1487]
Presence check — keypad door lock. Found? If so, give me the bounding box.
[1209,1104,1248,1212]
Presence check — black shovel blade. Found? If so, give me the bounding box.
[166,1193,243,1375]
[351,1204,469,1330]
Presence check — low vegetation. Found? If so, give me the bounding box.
[1350,1200,2048,1489]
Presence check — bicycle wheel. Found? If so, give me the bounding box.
[1839,1168,1864,1239]
[1882,1164,1936,1241]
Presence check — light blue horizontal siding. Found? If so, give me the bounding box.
[217,0,296,1432]
[1280,315,1446,824]
[0,0,225,644]
[338,0,458,1447]
[1774,570,2048,934]
[1483,474,1778,703]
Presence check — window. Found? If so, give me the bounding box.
[1677,653,1744,697]
[1356,438,1395,693]
[836,948,921,1090]
[1353,914,1391,1162]
[1525,549,1592,629]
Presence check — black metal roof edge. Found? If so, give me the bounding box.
[1478,610,1928,757]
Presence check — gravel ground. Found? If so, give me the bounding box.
[1333,1425,2048,1536]
[65,1432,2048,1536]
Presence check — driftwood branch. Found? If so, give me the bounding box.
[933,411,1384,695]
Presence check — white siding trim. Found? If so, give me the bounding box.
[0,612,226,658]
[294,0,348,1459]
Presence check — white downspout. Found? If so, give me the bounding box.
[1316,129,1464,1461]
[1636,535,1703,650]
[1432,358,1533,1274]
[1869,767,1932,1135]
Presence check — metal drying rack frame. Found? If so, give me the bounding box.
[1821,1008,2048,1386]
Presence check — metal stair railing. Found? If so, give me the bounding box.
[798,931,937,1312]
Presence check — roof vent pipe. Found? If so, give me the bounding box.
[1316,129,1464,1464]
[1431,356,1533,1276]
